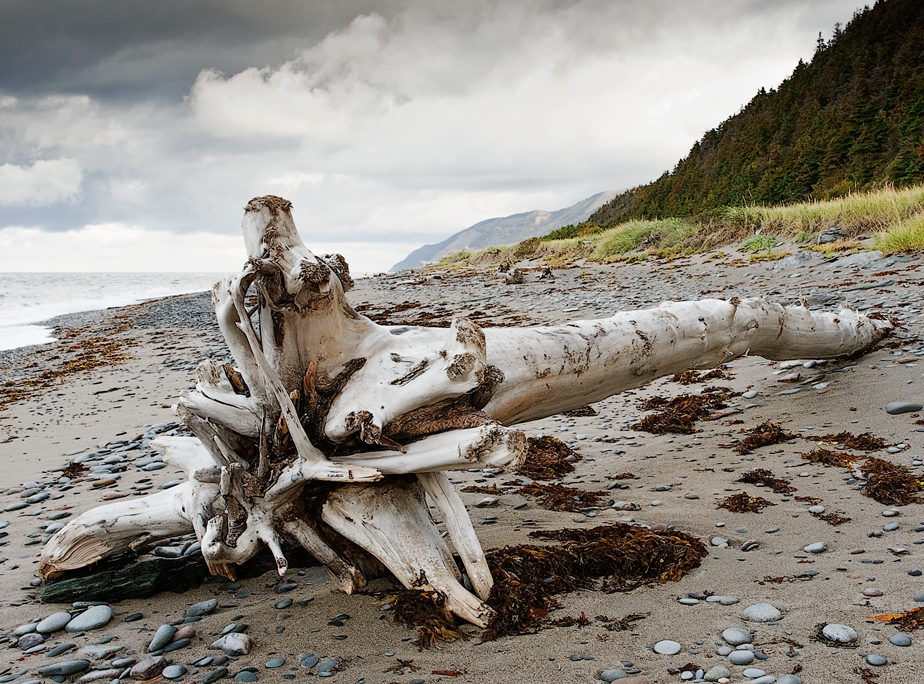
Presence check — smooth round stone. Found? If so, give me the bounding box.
[712,537,730,547]
[722,628,752,646]
[776,677,802,684]
[234,673,258,683]
[163,665,188,679]
[867,654,887,666]
[65,605,112,632]
[890,633,912,646]
[38,660,90,677]
[808,505,825,514]
[600,670,627,682]
[707,596,739,606]
[742,390,758,399]
[678,598,700,605]
[148,624,177,652]
[742,669,766,678]
[750,677,776,684]
[653,639,681,654]
[274,598,293,610]
[742,603,781,622]
[17,633,45,650]
[884,521,900,531]
[187,598,218,617]
[717,646,732,656]
[13,623,37,636]
[886,402,922,415]
[204,667,230,683]
[804,542,827,554]
[863,589,884,597]
[822,624,857,643]
[704,665,730,682]
[729,650,755,665]
[211,632,253,656]
[266,658,285,668]
[300,653,319,669]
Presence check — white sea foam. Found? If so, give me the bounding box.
[0,272,232,351]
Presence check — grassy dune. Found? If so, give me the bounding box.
[432,184,924,269]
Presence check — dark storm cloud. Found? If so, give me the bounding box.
[0,0,404,101]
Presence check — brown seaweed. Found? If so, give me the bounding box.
[516,482,605,511]
[731,421,794,454]
[390,590,466,648]
[717,492,775,513]
[736,468,796,494]
[801,448,858,467]
[812,511,852,526]
[560,405,598,417]
[669,367,733,385]
[516,436,581,480]
[810,432,888,451]
[859,457,923,506]
[632,387,736,435]
[481,524,707,641]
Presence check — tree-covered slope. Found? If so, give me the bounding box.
[591,0,924,227]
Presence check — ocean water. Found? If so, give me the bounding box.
[0,272,234,352]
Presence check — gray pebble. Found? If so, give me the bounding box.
[776,676,802,684]
[722,627,752,645]
[38,660,90,677]
[148,624,177,652]
[890,633,911,647]
[163,665,187,679]
[65,605,112,632]
[867,654,887,666]
[234,673,258,683]
[266,658,285,668]
[300,653,319,669]
[742,602,781,622]
[742,669,766,678]
[822,623,857,644]
[17,633,44,650]
[187,598,218,617]
[804,541,827,554]
[211,633,253,656]
[886,402,922,415]
[653,639,681,654]
[204,667,230,683]
[600,670,627,682]
[728,649,755,665]
[704,665,730,681]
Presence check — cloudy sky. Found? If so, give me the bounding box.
[0,0,863,274]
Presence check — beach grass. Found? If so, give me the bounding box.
[421,183,924,270]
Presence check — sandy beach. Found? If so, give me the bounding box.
[2,245,924,684]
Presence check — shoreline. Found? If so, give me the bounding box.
[0,249,923,683]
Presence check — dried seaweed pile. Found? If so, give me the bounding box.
[669,367,734,385]
[717,492,776,513]
[809,432,887,451]
[731,421,794,454]
[560,405,598,417]
[516,482,604,511]
[1,328,134,415]
[516,436,581,480]
[481,524,708,641]
[812,510,851,526]
[737,469,796,494]
[859,458,923,506]
[801,448,858,467]
[390,590,465,648]
[632,387,736,435]
[869,607,924,631]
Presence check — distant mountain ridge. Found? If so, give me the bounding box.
[391,190,619,271]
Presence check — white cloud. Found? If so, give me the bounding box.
[0,158,83,207]
[0,224,245,272]
[0,223,402,276]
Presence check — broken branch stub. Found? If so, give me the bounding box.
[39,195,892,626]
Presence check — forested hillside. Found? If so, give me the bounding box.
[590,0,924,226]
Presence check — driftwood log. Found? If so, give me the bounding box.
[39,196,892,626]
